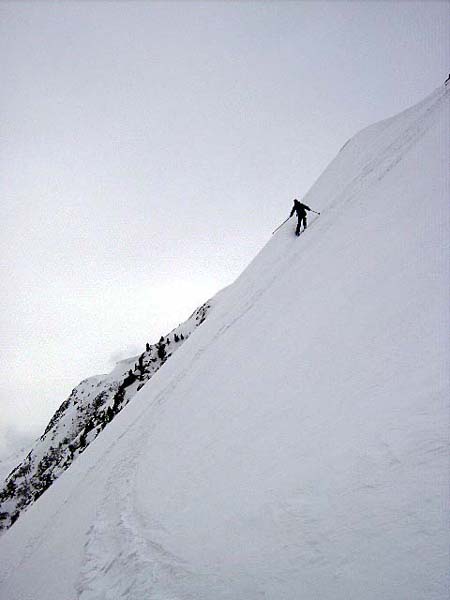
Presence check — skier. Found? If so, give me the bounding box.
[290,199,312,236]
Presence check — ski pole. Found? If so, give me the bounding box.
[310,210,320,215]
[272,216,292,235]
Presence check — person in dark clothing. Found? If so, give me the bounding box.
[290,199,312,236]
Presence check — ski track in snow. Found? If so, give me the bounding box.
[75,380,203,599]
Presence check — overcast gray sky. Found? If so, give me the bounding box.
[1,0,448,457]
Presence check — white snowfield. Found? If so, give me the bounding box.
[0,85,448,600]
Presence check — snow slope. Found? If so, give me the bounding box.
[0,85,448,600]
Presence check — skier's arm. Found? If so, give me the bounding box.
[289,205,295,217]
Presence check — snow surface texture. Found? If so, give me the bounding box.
[0,300,212,533]
[0,85,448,600]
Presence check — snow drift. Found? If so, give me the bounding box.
[0,85,448,600]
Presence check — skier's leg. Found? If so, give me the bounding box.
[303,216,307,230]
[295,218,301,236]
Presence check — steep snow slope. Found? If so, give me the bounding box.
[0,86,448,600]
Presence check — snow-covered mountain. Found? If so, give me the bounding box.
[0,85,448,600]
[0,446,31,487]
[0,300,212,532]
